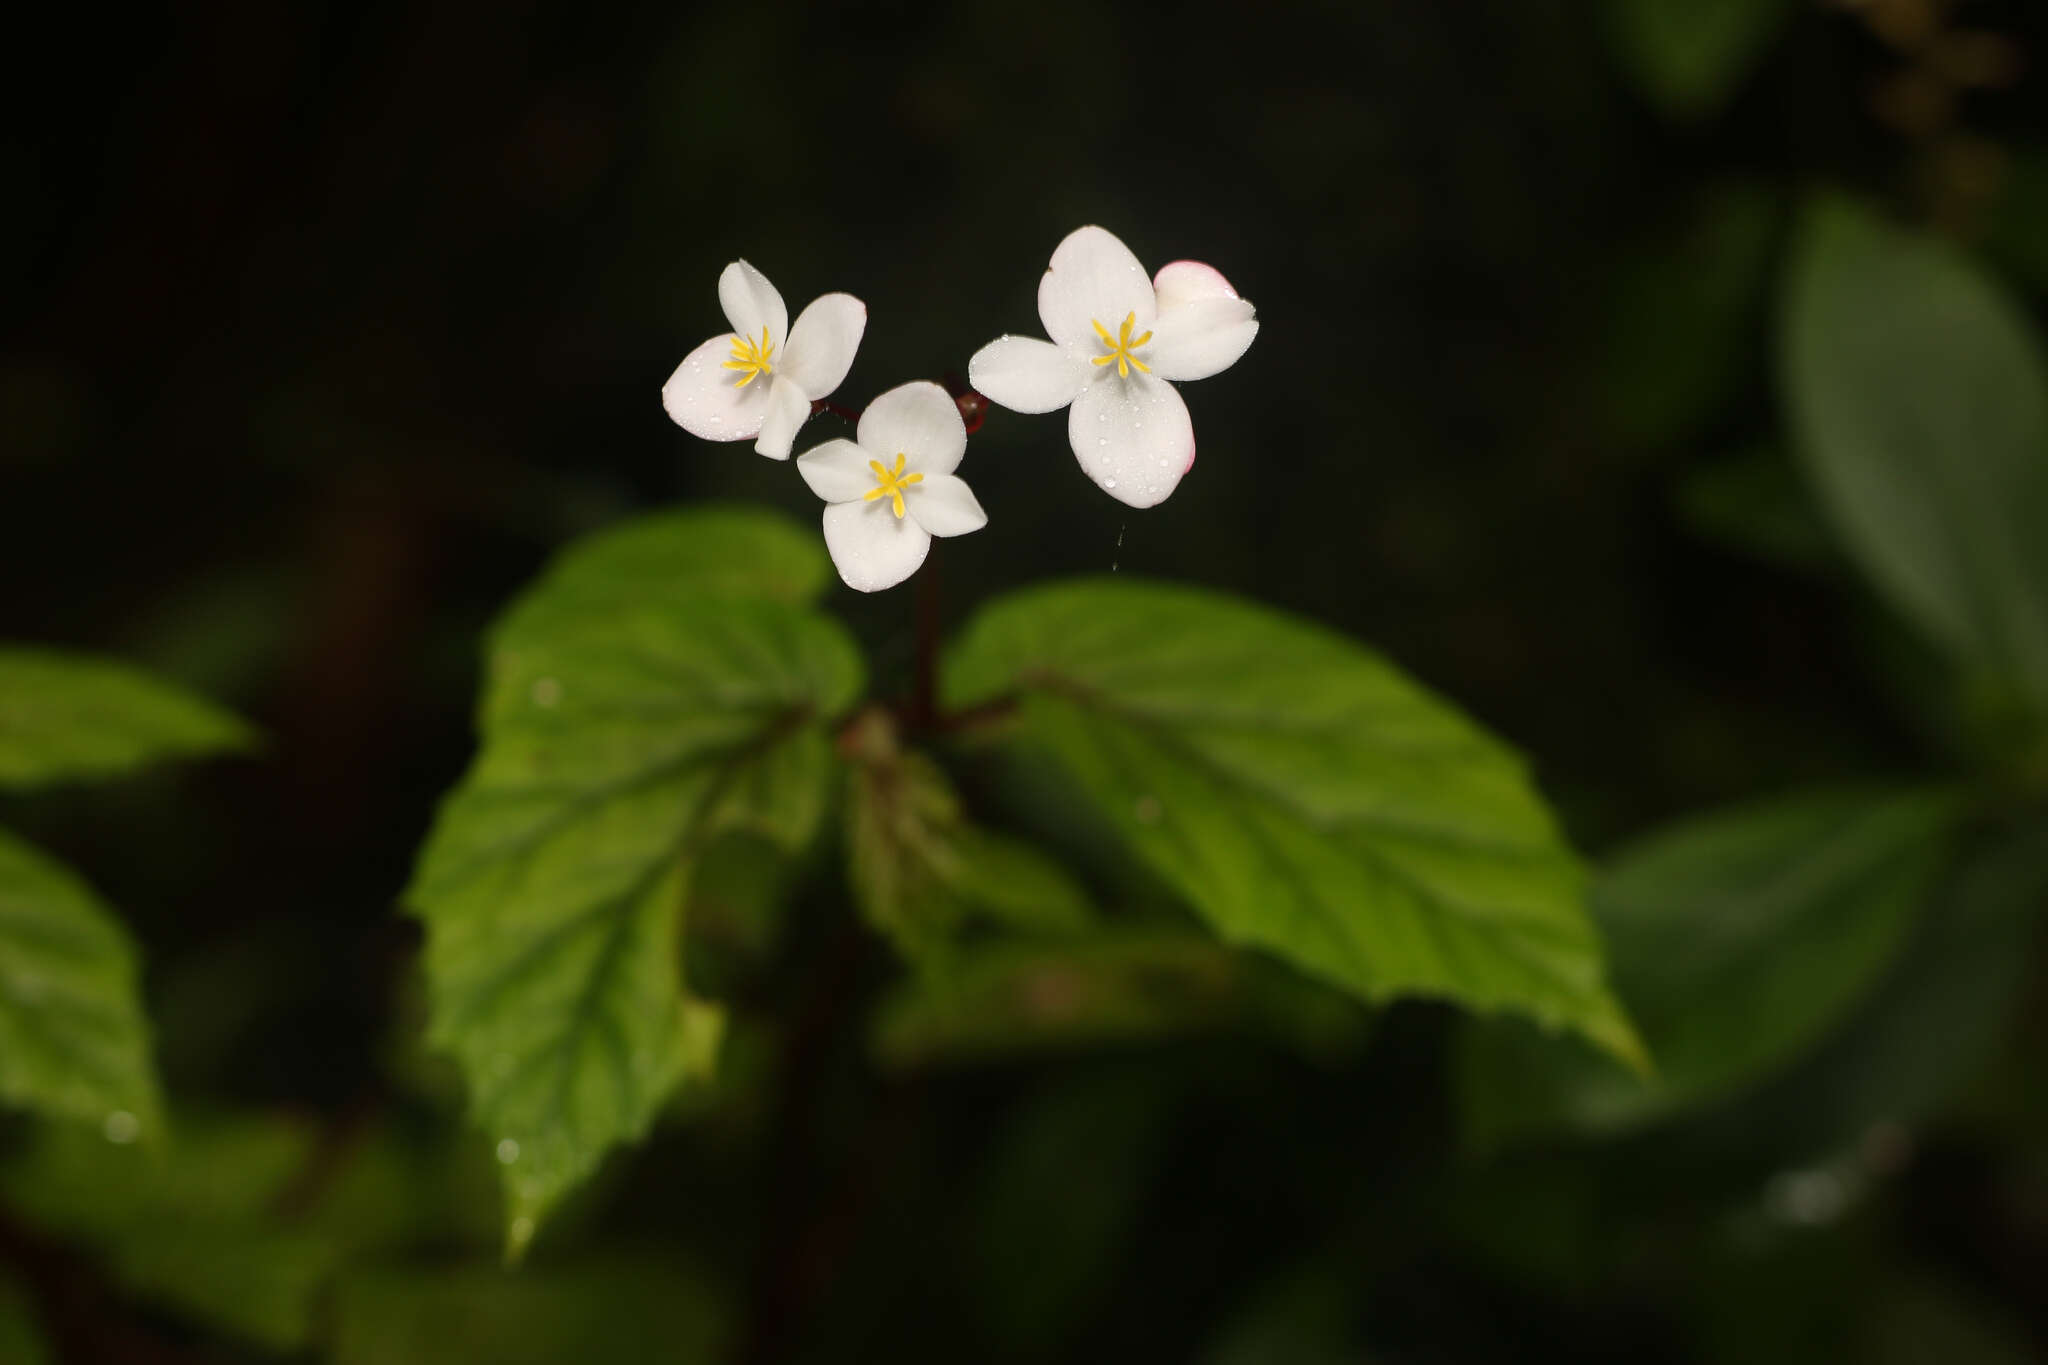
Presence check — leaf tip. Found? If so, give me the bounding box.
[503,1209,539,1266]
[1580,1003,1656,1080]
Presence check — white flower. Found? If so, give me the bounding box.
[795,382,987,592]
[661,260,866,460]
[967,226,1258,509]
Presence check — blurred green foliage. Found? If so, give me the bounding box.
[1460,785,1962,1144]
[0,650,248,1141]
[1784,195,2048,721]
[4,0,2048,1361]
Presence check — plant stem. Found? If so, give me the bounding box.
[806,397,860,425]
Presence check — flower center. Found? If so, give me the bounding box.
[1089,311,1153,378]
[721,327,776,388]
[862,453,924,518]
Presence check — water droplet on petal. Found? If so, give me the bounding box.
[1104,478,1117,489]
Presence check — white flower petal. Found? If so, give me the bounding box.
[823,499,931,592]
[661,332,774,441]
[1152,259,1242,312]
[1143,297,1259,383]
[1036,226,1157,355]
[718,260,788,349]
[906,472,987,538]
[779,293,865,398]
[857,381,966,476]
[968,335,1090,414]
[1068,372,1196,509]
[795,438,877,503]
[754,374,812,460]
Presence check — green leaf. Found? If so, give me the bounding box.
[283,1117,504,1259]
[1782,195,2048,711]
[1458,786,1961,1147]
[1602,0,1791,120]
[872,930,1364,1070]
[0,1114,336,1353]
[408,595,861,1248]
[491,504,831,648]
[684,833,812,996]
[843,711,1093,964]
[0,1275,51,1365]
[112,1228,338,1353]
[943,826,1096,936]
[0,648,253,790]
[0,828,161,1136]
[1680,816,2048,1160]
[331,1256,728,1365]
[2,1110,311,1236]
[941,580,1640,1064]
[1676,444,1837,568]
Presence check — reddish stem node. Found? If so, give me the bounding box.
[807,397,860,424]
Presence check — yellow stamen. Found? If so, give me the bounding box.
[860,453,924,519]
[1089,311,1153,378]
[720,326,776,388]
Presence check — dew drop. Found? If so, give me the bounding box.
[497,1138,521,1164]
[103,1110,139,1144]
[1104,478,1117,489]
[1097,437,1108,447]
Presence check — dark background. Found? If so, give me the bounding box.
[4,1,2047,1360]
